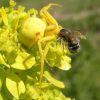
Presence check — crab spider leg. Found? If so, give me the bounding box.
[45,25,60,36]
[38,35,55,83]
[40,4,62,36]
[39,42,51,83]
[38,35,55,55]
[40,3,60,25]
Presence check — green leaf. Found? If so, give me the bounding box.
[0,69,5,91]
[9,0,16,8]
[46,42,71,69]
[11,52,36,70]
[44,71,65,88]
[0,93,3,100]
[6,73,26,99]
[65,97,71,100]
[35,82,51,88]
[0,8,8,26]
[26,84,39,99]
[0,53,9,67]
[59,56,71,70]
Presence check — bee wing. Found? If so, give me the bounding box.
[73,31,86,39]
[80,35,86,39]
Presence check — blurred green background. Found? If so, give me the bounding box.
[0,0,100,100]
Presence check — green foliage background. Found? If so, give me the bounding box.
[0,0,100,100]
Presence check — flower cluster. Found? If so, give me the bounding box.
[0,0,71,99]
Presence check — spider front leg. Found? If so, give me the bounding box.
[40,3,62,36]
[38,35,55,84]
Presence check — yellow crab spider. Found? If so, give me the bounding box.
[19,4,62,83]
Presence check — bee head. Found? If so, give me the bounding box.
[59,29,71,39]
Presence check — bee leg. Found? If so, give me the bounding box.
[60,39,65,53]
[57,38,65,52]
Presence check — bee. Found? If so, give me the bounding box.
[58,29,86,53]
